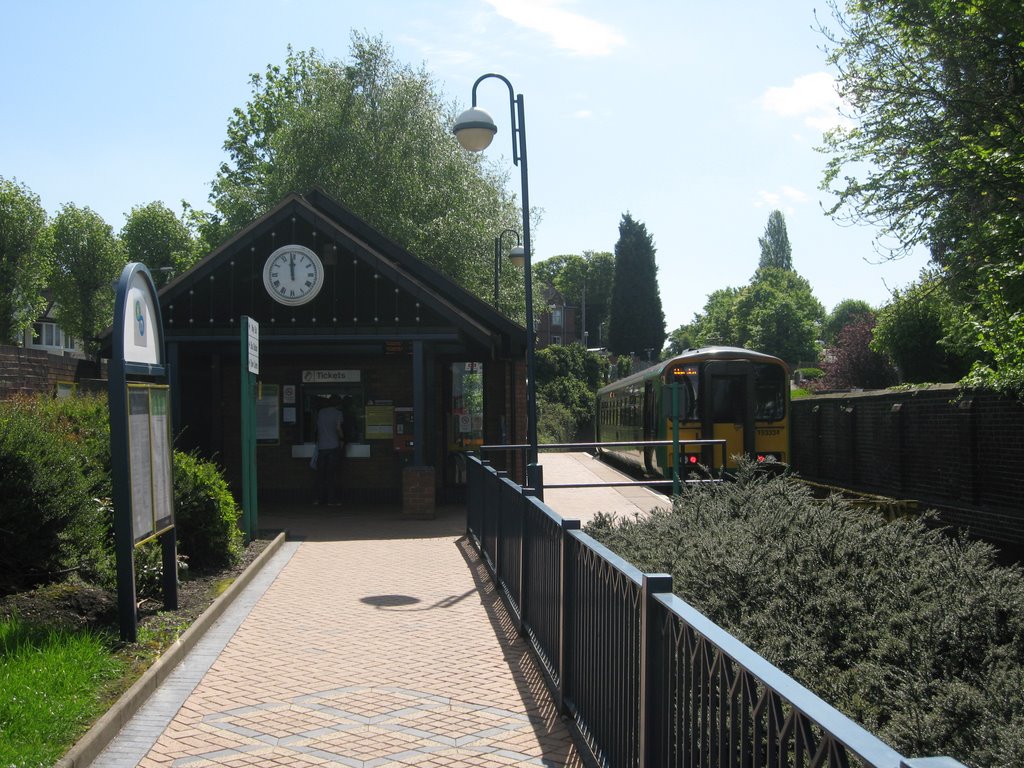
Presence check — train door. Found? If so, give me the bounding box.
[700,361,755,468]
[643,380,657,473]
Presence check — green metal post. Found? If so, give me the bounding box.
[672,381,681,496]
[240,317,258,542]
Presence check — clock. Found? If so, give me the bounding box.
[262,245,325,306]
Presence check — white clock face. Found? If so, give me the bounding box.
[263,245,324,306]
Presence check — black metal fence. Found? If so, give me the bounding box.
[465,454,967,768]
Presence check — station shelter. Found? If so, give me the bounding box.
[146,189,526,513]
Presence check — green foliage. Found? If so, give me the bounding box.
[693,287,742,347]
[0,395,241,597]
[608,213,666,356]
[586,464,1024,766]
[210,37,522,307]
[172,451,242,571]
[535,344,606,438]
[536,251,615,347]
[820,0,1024,385]
[0,615,124,768]
[823,299,875,346]
[120,202,199,287]
[797,367,824,381]
[536,393,576,445]
[664,322,698,357]
[871,273,978,383]
[0,399,105,594]
[757,209,793,271]
[0,177,51,343]
[47,204,122,357]
[733,267,824,365]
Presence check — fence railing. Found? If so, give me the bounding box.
[465,453,967,768]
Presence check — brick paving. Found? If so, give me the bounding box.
[94,505,583,767]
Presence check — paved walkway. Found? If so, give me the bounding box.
[91,454,662,767]
[93,505,581,767]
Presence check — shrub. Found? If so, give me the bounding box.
[586,463,1024,766]
[172,451,242,571]
[536,394,576,445]
[0,399,106,594]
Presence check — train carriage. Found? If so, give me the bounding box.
[595,347,790,477]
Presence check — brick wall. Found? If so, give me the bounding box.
[0,344,105,400]
[791,385,1024,547]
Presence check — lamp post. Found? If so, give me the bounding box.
[454,73,541,492]
[493,228,520,305]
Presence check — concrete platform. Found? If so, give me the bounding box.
[537,452,673,525]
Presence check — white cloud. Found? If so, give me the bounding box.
[574,109,593,119]
[759,72,850,132]
[485,0,626,56]
[754,186,808,213]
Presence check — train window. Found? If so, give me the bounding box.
[754,364,786,421]
[663,374,698,421]
[712,375,746,423]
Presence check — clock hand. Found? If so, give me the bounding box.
[289,253,295,281]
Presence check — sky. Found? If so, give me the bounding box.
[1,0,932,335]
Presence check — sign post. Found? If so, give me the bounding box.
[240,316,259,542]
[108,263,176,642]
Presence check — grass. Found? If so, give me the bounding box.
[0,616,126,768]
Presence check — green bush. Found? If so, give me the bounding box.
[172,451,242,571]
[0,399,107,594]
[797,367,824,381]
[536,394,576,445]
[586,464,1024,767]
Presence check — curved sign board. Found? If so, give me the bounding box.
[120,267,162,366]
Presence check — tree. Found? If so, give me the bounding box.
[819,0,1024,387]
[871,273,977,383]
[665,322,699,356]
[535,343,607,439]
[821,317,896,390]
[693,287,742,347]
[0,177,51,343]
[823,298,875,346]
[534,250,614,346]
[210,37,522,307]
[607,213,665,357]
[757,209,793,270]
[121,202,198,287]
[48,205,123,358]
[734,267,824,366]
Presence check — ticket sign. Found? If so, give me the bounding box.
[303,369,361,383]
[127,384,174,545]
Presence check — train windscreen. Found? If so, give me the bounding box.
[753,364,786,421]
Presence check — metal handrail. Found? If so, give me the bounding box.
[464,455,969,768]
[478,439,729,494]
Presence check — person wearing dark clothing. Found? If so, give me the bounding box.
[314,395,345,505]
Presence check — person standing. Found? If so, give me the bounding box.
[314,395,345,506]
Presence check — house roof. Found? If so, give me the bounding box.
[101,189,526,358]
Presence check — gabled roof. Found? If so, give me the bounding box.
[103,190,525,357]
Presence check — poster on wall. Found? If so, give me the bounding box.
[256,384,280,444]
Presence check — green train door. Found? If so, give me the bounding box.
[700,361,755,469]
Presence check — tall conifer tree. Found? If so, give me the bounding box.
[607,213,665,359]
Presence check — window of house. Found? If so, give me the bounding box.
[551,307,563,327]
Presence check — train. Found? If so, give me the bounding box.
[595,347,790,477]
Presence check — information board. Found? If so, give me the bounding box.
[126,384,174,545]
